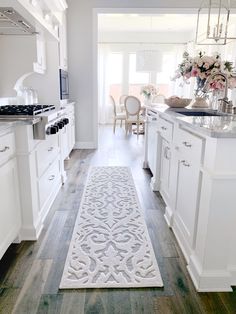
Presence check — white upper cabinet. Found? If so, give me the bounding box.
[33,34,47,74]
[59,12,68,70]
[0,0,68,41]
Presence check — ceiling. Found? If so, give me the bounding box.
[98,14,198,33]
[98,13,236,34]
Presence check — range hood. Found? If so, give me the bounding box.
[0,7,37,35]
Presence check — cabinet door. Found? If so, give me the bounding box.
[147,121,158,174]
[0,158,21,259]
[160,138,171,202]
[59,13,68,70]
[174,157,201,248]
[33,35,46,74]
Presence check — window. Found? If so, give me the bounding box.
[156,53,176,96]
[128,53,149,99]
[108,53,123,103]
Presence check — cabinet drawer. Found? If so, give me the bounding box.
[158,117,173,142]
[0,131,15,165]
[38,157,61,208]
[36,134,60,177]
[176,128,203,164]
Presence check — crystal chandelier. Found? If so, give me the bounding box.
[195,0,236,45]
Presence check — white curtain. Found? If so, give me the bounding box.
[98,44,113,124]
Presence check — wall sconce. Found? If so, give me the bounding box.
[196,0,236,45]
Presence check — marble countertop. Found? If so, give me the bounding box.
[0,117,40,134]
[145,104,236,138]
[0,122,15,133]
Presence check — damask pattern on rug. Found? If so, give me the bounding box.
[60,166,163,288]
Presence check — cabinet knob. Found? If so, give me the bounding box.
[164,147,171,160]
[48,175,55,181]
[182,141,192,148]
[181,160,190,167]
[161,126,167,130]
[0,146,10,153]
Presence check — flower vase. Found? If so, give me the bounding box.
[210,90,224,110]
[144,97,152,106]
[192,96,208,108]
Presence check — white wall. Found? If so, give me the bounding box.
[99,31,193,44]
[0,36,60,105]
[67,0,203,148]
[0,36,36,97]
[27,41,60,106]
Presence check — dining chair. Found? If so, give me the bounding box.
[152,94,165,104]
[124,96,145,139]
[109,95,126,134]
[119,94,128,112]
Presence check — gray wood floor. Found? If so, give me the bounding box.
[0,125,236,314]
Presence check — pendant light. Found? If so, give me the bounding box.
[195,0,236,45]
[136,50,163,72]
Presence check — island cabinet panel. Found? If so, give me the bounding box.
[143,105,236,291]
[159,138,172,203]
[173,155,202,260]
[147,118,158,175]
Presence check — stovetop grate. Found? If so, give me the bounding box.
[0,104,55,116]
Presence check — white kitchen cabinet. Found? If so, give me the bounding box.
[144,106,236,291]
[144,109,161,191]
[173,155,202,259]
[171,127,203,260]
[17,0,62,40]
[0,128,21,260]
[33,34,47,74]
[0,158,21,260]
[59,12,68,70]
[159,138,172,203]
[61,103,75,160]
[147,117,158,174]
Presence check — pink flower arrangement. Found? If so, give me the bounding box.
[172,51,236,95]
[140,84,157,99]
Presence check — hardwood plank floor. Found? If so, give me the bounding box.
[0,125,235,314]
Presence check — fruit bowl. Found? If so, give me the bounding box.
[164,97,192,108]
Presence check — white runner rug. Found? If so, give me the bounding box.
[60,166,163,289]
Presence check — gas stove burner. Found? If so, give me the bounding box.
[0,104,55,116]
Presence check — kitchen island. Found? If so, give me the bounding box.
[144,104,236,292]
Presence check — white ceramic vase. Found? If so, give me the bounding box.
[192,96,208,108]
[144,96,152,106]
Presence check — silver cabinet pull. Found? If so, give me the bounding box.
[152,117,157,121]
[48,147,54,152]
[164,147,171,160]
[181,160,190,167]
[161,126,167,130]
[0,146,10,153]
[48,175,55,181]
[182,141,192,148]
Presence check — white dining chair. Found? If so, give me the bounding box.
[109,95,126,134]
[152,94,165,104]
[119,94,128,112]
[124,96,145,139]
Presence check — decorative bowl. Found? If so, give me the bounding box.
[164,97,192,108]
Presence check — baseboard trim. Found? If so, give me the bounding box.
[164,205,174,227]
[188,255,233,292]
[150,177,160,191]
[74,141,97,149]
